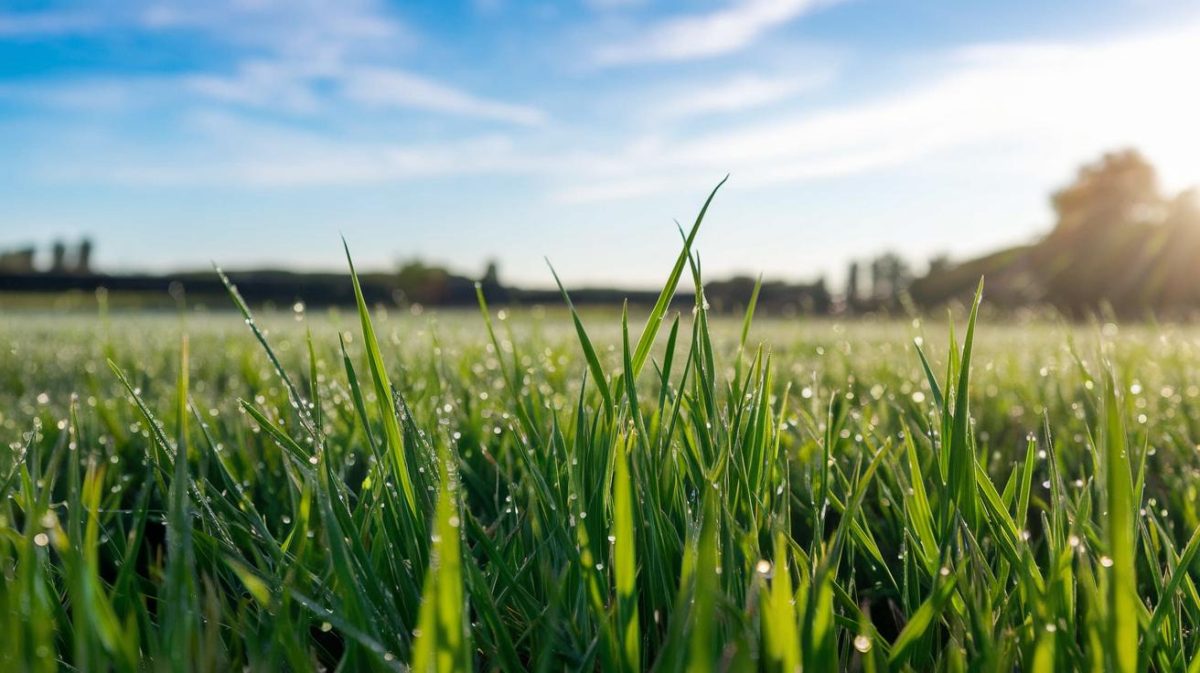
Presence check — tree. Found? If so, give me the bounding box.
[845,261,859,308]
[396,260,450,305]
[868,252,912,307]
[77,238,93,274]
[478,259,509,303]
[1040,149,1167,313]
[51,240,66,272]
[927,254,951,276]
[1049,149,1162,237]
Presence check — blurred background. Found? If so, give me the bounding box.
[2,0,1199,317]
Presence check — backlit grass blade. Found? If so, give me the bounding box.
[163,335,196,673]
[1146,523,1200,653]
[411,443,470,673]
[913,339,945,412]
[630,175,728,379]
[889,572,958,668]
[614,437,640,672]
[1102,367,1138,673]
[687,493,720,673]
[546,260,614,412]
[947,278,983,530]
[342,238,418,514]
[761,531,800,673]
[903,426,939,573]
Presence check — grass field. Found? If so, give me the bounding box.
[7,223,1200,671]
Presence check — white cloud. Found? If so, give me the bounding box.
[13,5,1200,209]
[35,111,552,187]
[0,10,98,36]
[0,1,414,59]
[184,60,547,125]
[185,62,326,113]
[2,56,547,127]
[651,71,833,120]
[593,0,837,65]
[563,17,1200,201]
[341,68,547,126]
[136,0,414,60]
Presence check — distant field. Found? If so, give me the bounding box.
[5,266,1200,671]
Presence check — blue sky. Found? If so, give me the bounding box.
[2,0,1199,287]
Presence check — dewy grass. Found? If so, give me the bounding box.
[6,183,1200,671]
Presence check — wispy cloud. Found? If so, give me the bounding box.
[137,0,414,59]
[0,10,99,36]
[342,68,547,126]
[0,1,414,58]
[37,112,540,187]
[184,61,547,125]
[592,0,837,66]
[8,0,1200,214]
[565,17,1200,201]
[649,71,833,120]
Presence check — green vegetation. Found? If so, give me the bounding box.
[7,190,1200,671]
[912,149,1200,316]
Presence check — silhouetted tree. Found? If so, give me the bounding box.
[1050,149,1161,237]
[77,238,93,274]
[845,261,860,309]
[927,254,951,275]
[396,260,450,305]
[868,252,912,307]
[478,259,510,303]
[51,241,66,273]
[481,260,501,288]
[915,148,1200,316]
[1039,149,1166,313]
[0,247,36,273]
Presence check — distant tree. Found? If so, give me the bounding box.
[845,261,860,308]
[481,260,501,288]
[868,252,912,307]
[909,148,1200,316]
[927,254,951,275]
[77,238,93,274]
[1040,149,1167,313]
[0,247,36,273]
[395,260,450,305]
[51,240,66,273]
[1050,149,1162,237]
[478,259,510,303]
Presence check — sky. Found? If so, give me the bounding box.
[2,0,1200,288]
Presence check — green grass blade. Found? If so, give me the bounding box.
[1103,368,1138,673]
[343,238,418,514]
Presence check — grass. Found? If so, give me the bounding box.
[6,189,1200,670]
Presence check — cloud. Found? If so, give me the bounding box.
[181,58,548,125]
[185,62,326,114]
[562,17,1200,201]
[11,4,1200,209]
[29,107,571,187]
[0,1,543,127]
[136,0,415,59]
[2,56,546,128]
[0,1,414,59]
[32,111,553,187]
[592,0,837,66]
[650,71,833,120]
[341,68,547,126]
[0,10,98,36]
